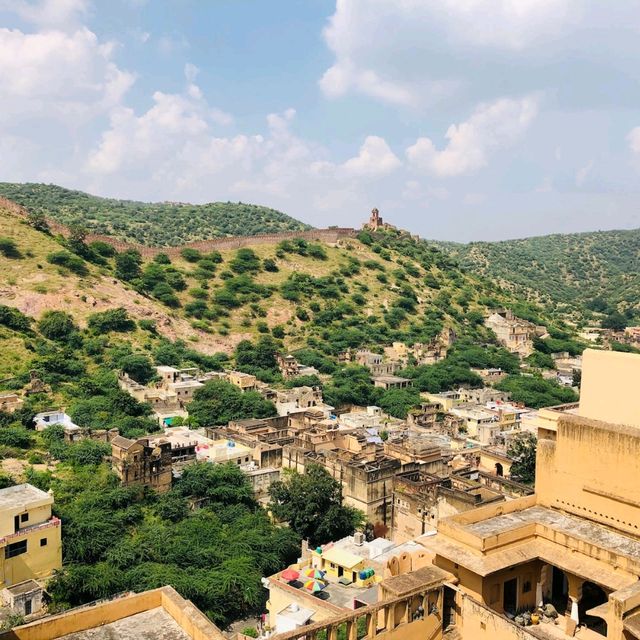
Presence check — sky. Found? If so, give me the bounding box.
[2,0,640,241]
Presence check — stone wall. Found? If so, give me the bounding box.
[0,196,357,257]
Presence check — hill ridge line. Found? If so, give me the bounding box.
[0,196,357,256]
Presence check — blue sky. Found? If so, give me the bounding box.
[1,0,640,241]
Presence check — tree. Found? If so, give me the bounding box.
[115,250,142,281]
[323,366,381,408]
[507,432,537,484]
[602,311,627,332]
[496,375,577,409]
[176,462,255,507]
[87,308,135,333]
[269,464,364,546]
[119,354,156,385]
[27,210,49,232]
[378,387,421,419]
[187,380,276,426]
[37,310,78,342]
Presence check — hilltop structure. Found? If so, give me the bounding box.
[363,207,397,232]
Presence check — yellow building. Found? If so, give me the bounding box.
[227,370,258,392]
[418,349,640,640]
[0,586,225,640]
[0,484,62,589]
[312,546,376,589]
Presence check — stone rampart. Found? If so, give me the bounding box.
[0,196,357,257]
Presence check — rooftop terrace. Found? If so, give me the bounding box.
[57,608,189,640]
[0,483,52,510]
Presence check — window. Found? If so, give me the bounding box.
[5,540,27,558]
[40,537,48,547]
[20,513,29,523]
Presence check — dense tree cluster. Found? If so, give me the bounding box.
[269,464,364,546]
[47,463,300,627]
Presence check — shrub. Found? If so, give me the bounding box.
[138,319,157,333]
[88,308,136,333]
[114,250,142,281]
[307,243,327,260]
[189,287,209,300]
[153,253,171,265]
[47,251,87,276]
[263,258,278,272]
[0,426,33,449]
[38,310,78,342]
[152,283,181,308]
[180,248,202,262]
[230,248,261,274]
[89,241,116,257]
[0,305,32,332]
[0,237,21,258]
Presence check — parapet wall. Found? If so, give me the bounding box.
[0,196,357,257]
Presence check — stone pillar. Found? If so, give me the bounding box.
[570,597,580,624]
[367,611,377,637]
[567,575,584,624]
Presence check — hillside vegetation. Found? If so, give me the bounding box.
[0,183,311,246]
[439,229,640,318]
[0,198,580,624]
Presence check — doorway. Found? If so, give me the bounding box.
[442,586,457,629]
[495,463,504,477]
[503,578,518,614]
[579,581,608,636]
[551,567,569,614]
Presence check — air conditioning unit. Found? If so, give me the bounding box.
[353,532,365,546]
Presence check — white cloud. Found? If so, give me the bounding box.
[0,26,134,124]
[3,0,89,29]
[406,95,539,177]
[627,127,640,155]
[342,136,401,177]
[320,0,575,106]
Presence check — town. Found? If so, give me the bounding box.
[1,211,639,640]
[1,2,640,638]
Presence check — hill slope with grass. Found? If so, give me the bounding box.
[0,182,312,246]
[437,229,640,319]
[0,197,566,360]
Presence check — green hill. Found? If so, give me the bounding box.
[438,229,640,317]
[0,182,312,246]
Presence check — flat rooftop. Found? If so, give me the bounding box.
[57,608,189,640]
[373,375,411,383]
[464,505,640,563]
[0,483,51,510]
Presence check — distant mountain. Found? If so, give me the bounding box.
[436,229,640,314]
[0,183,312,246]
